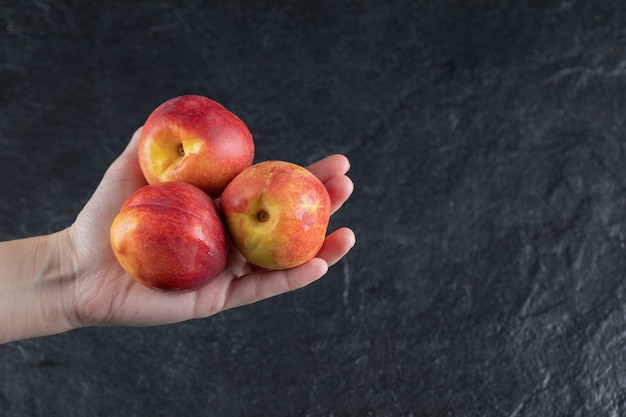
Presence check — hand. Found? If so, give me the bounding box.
[64,128,356,328]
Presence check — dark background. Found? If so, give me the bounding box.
[2,1,626,415]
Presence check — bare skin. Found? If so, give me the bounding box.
[0,128,356,344]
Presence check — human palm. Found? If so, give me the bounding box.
[65,128,355,328]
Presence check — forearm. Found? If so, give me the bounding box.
[0,230,77,344]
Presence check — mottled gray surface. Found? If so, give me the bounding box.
[2,1,626,416]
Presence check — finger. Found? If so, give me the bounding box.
[101,127,147,196]
[222,258,329,311]
[306,154,351,183]
[106,127,144,178]
[316,227,356,267]
[220,227,355,311]
[75,128,147,238]
[122,126,142,157]
[324,174,354,214]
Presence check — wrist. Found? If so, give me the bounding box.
[45,228,81,331]
[0,229,79,343]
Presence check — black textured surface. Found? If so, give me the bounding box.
[2,1,626,415]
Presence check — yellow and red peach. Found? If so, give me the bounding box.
[138,94,254,198]
[219,160,331,270]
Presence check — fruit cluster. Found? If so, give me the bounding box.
[109,95,331,292]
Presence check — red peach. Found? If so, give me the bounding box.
[110,182,228,291]
[138,95,254,198]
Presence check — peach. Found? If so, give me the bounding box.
[138,95,254,198]
[220,161,331,270]
[110,182,228,291]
